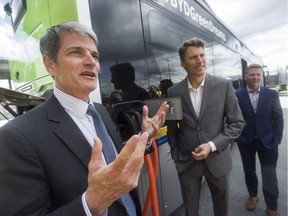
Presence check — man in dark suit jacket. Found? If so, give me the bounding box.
[166,38,245,216]
[0,22,168,216]
[235,64,283,216]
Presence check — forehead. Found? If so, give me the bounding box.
[59,32,97,50]
[185,46,204,54]
[247,67,262,74]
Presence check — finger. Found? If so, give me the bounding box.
[142,105,148,120]
[112,135,140,171]
[151,121,160,136]
[156,102,169,115]
[123,132,149,177]
[193,146,201,153]
[133,132,149,156]
[88,137,104,171]
[158,111,166,125]
[191,151,199,158]
[115,132,148,170]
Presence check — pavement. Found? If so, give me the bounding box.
[171,95,287,216]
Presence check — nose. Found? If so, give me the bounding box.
[84,53,97,67]
[196,55,203,63]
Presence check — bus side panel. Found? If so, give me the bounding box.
[88,0,148,103]
[10,0,78,97]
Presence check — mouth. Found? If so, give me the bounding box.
[81,71,97,78]
[195,65,205,70]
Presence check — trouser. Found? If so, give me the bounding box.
[178,160,229,216]
[237,138,279,211]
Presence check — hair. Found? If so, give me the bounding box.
[245,64,263,74]
[160,79,173,89]
[159,79,173,97]
[178,38,205,62]
[39,22,98,62]
[110,62,135,83]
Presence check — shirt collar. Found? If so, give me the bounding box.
[187,75,205,90]
[54,87,90,118]
[246,86,260,93]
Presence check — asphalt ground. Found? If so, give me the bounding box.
[171,95,287,216]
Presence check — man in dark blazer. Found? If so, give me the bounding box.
[166,38,245,216]
[235,64,283,216]
[0,22,169,216]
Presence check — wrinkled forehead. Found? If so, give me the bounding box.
[59,31,97,47]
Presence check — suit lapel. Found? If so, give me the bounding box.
[46,95,92,169]
[256,87,265,113]
[198,74,213,121]
[243,88,256,114]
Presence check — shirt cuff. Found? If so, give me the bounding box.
[208,141,216,152]
[82,192,108,216]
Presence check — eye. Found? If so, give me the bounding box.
[69,50,82,56]
[92,52,100,61]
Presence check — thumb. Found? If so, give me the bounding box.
[89,137,103,170]
[193,146,201,153]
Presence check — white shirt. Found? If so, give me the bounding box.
[247,86,260,113]
[54,88,108,216]
[187,77,216,152]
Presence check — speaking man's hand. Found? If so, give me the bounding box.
[85,132,149,215]
[141,101,169,139]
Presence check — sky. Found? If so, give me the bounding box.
[0,0,287,72]
[206,0,288,72]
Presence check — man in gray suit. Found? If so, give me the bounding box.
[166,38,245,216]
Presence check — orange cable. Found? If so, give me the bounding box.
[142,139,160,216]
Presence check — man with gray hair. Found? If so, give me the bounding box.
[0,22,169,216]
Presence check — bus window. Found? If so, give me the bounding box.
[144,8,214,86]
[147,10,211,50]
[145,45,185,86]
[211,43,242,87]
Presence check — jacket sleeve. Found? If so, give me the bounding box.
[211,81,246,151]
[272,91,284,144]
[0,124,87,216]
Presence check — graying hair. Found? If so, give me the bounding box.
[178,38,205,62]
[40,22,98,62]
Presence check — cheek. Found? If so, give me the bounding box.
[95,62,100,74]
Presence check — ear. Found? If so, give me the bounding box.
[181,61,185,69]
[43,55,56,76]
[244,74,248,81]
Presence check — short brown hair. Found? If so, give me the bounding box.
[178,38,205,62]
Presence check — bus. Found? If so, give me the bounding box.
[1,0,263,215]
[265,70,288,92]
